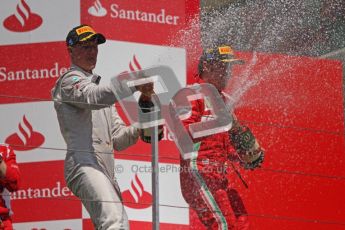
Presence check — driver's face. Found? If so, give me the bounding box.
[69,40,98,73]
[201,61,232,91]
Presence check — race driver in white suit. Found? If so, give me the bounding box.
[52,24,139,230]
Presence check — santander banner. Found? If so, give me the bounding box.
[0,42,69,104]
[0,0,79,45]
[11,161,82,228]
[3,0,43,33]
[81,0,185,46]
[1,0,192,228]
[94,40,185,164]
[0,102,67,163]
[81,159,189,225]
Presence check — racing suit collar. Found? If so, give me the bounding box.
[71,64,93,77]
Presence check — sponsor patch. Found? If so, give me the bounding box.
[72,76,80,82]
[218,46,232,55]
[76,26,95,35]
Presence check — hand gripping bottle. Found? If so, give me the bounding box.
[138,90,164,143]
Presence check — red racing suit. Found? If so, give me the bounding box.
[180,88,249,230]
[0,144,20,230]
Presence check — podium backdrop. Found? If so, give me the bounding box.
[1,0,345,229]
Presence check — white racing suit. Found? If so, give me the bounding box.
[52,65,138,230]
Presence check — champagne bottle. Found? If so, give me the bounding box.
[138,93,164,143]
[229,125,264,168]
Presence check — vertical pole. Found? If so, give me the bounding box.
[151,106,159,230]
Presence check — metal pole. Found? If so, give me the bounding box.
[151,106,159,230]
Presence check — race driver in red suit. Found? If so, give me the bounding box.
[0,144,20,230]
[179,45,264,230]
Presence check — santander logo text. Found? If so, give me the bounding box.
[122,174,152,209]
[5,115,45,151]
[87,0,180,25]
[88,0,107,17]
[3,0,43,32]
